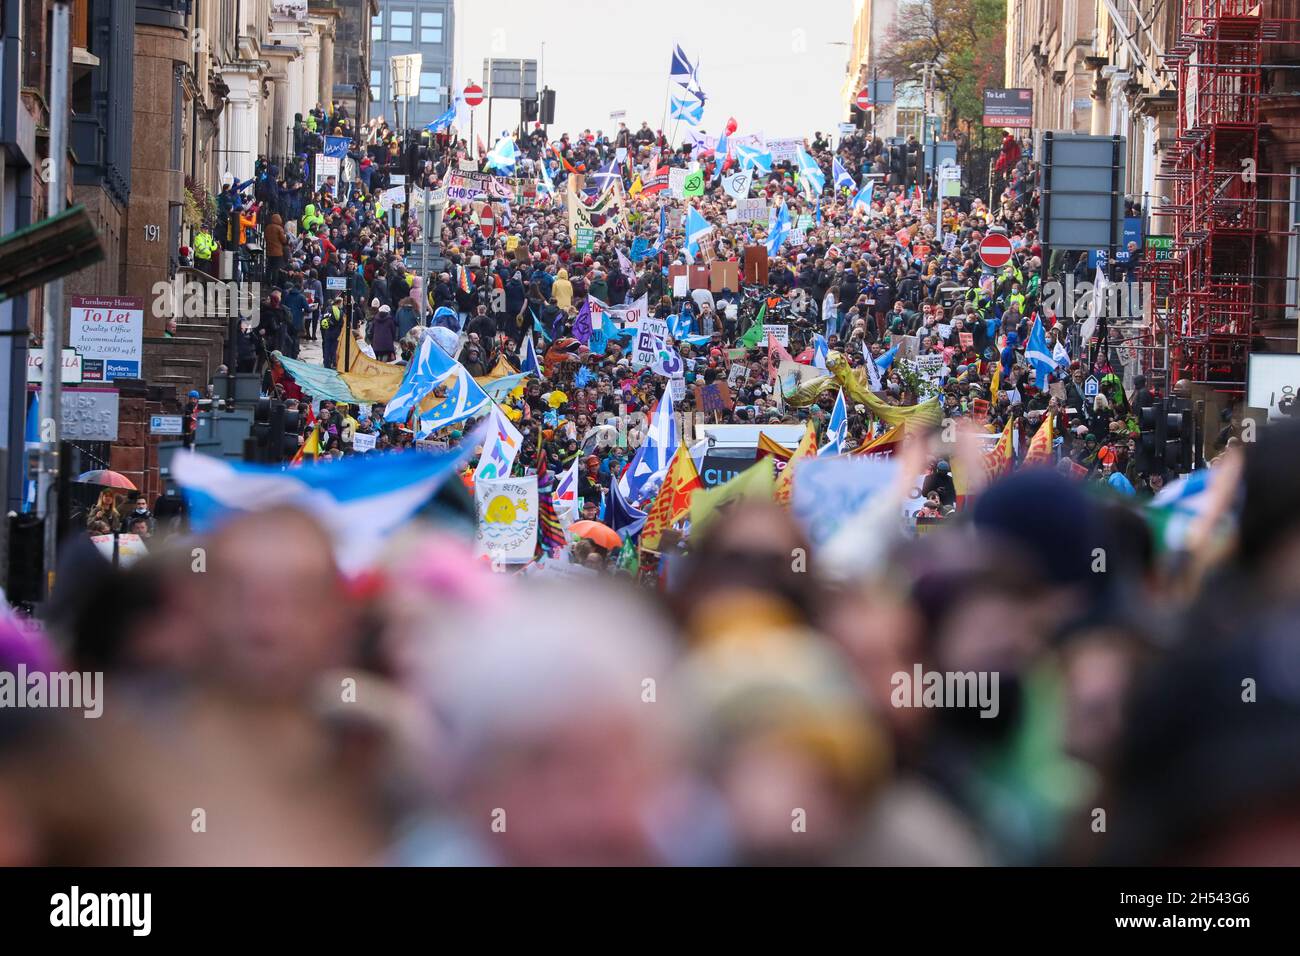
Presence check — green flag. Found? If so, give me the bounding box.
[739,303,767,349]
[684,169,705,197]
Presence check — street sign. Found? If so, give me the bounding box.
[149,414,184,436]
[1084,375,1100,398]
[855,89,873,111]
[979,233,1014,269]
[463,83,484,107]
[326,276,347,291]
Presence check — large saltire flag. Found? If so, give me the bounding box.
[619,387,679,505]
[670,92,705,126]
[475,402,524,482]
[774,422,818,506]
[818,388,848,456]
[385,334,491,437]
[1023,411,1055,468]
[520,332,541,377]
[734,142,773,175]
[983,416,1015,483]
[852,181,874,213]
[1026,316,1056,389]
[173,427,485,573]
[640,443,704,553]
[485,135,518,173]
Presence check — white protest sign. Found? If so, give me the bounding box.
[633,314,671,368]
[669,167,688,198]
[734,198,767,222]
[475,476,539,564]
[351,431,377,452]
[767,138,803,163]
[763,324,789,347]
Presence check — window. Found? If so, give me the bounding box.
[371,12,382,34]
[370,69,382,103]
[1288,164,1300,320]
[419,71,443,103]
[391,10,412,42]
[895,108,924,143]
[421,11,443,44]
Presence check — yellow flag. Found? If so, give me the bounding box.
[990,359,1002,406]
[641,445,704,553]
[774,422,817,506]
[1024,412,1054,467]
[339,331,407,403]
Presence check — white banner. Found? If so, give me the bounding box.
[475,476,539,564]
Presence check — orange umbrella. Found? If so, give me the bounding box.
[567,520,620,550]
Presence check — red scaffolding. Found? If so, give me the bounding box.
[1154,0,1266,392]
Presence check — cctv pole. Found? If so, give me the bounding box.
[38,0,71,597]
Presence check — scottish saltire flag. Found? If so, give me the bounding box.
[833,156,855,192]
[483,371,529,401]
[852,181,874,212]
[475,403,524,481]
[384,333,451,422]
[172,429,484,572]
[712,131,729,181]
[425,100,458,133]
[1053,339,1070,369]
[485,135,517,173]
[538,157,557,196]
[812,333,829,371]
[734,143,773,175]
[520,333,541,377]
[796,147,825,198]
[591,158,621,194]
[415,363,492,439]
[608,471,648,538]
[656,205,668,248]
[684,206,712,261]
[1026,317,1056,389]
[619,388,678,504]
[670,304,693,340]
[670,92,705,126]
[767,202,790,258]
[670,44,697,86]
[818,389,848,457]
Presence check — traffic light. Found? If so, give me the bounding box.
[281,405,302,460]
[1138,398,1166,477]
[539,87,555,125]
[250,397,273,462]
[6,514,45,608]
[1164,398,1194,475]
[521,96,538,123]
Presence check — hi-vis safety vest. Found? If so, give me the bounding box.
[194,232,217,260]
[321,304,341,331]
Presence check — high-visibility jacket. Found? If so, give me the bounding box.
[193,231,217,260]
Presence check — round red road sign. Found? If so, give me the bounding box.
[476,206,495,237]
[464,83,484,107]
[855,89,872,111]
[979,233,1014,269]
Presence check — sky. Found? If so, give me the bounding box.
[452,0,855,144]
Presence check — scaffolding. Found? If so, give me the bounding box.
[1153,0,1268,393]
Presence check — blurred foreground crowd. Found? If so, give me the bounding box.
[2,417,1299,867]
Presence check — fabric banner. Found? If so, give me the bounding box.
[474,475,539,564]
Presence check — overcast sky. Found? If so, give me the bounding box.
[452,0,854,142]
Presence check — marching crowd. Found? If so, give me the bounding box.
[5,108,1297,868]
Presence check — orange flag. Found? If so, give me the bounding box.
[1023,412,1055,467]
[983,416,1015,482]
[640,444,704,553]
[774,422,818,507]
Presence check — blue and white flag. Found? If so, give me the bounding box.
[484,135,517,174]
[172,430,484,572]
[1026,317,1056,389]
[722,168,753,200]
[483,371,529,401]
[875,343,899,371]
[833,155,856,192]
[712,131,729,181]
[608,470,648,538]
[670,304,693,340]
[669,92,705,127]
[795,146,825,198]
[863,343,882,391]
[734,143,773,175]
[656,205,669,248]
[766,201,791,258]
[852,181,875,212]
[538,157,557,195]
[684,206,713,262]
[812,333,830,371]
[591,158,621,194]
[670,44,698,86]
[425,101,458,134]
[384,334,491,435]
[619,387,678,504]
[818,389,848,457]
[520,333,541,377]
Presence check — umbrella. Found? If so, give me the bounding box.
[75,469,136,491]
[568,520,620,550]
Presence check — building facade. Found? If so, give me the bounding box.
[368,0,453,130]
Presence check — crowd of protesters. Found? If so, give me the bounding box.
[2,107,1293,868]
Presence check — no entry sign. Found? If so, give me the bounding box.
[855,89,873,111]
[979,233,1013,269]
[464,83,484,107]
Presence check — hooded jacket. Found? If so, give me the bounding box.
[552,269,574,311]
[265,214,286,257]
